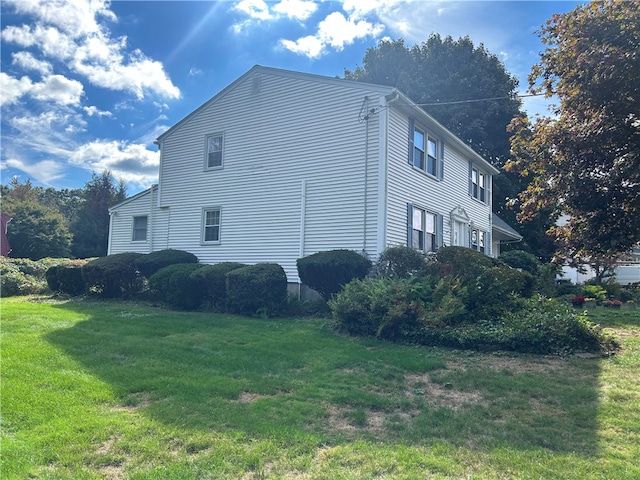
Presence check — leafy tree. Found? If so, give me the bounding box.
[506,0,640,279]
[70,171,127,258]
[345,35,522,166]
[4,200,72,259]
[2,178,73,260]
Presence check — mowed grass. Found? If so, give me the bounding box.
[1,297,639,479]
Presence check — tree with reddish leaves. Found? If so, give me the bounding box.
[506,0,640,281]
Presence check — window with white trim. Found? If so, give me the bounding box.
[471,167,487,203]
[132,216,147,241]
[471,228,486,253]
[202,208,221,243]
[205,134,223,169]
[409,118,443,179]
[411,206,438,252]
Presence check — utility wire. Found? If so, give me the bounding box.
[416,92,543,107]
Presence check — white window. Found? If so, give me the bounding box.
[132,216,147,241]
[410,119,442,178]
[411,207,437,252]
[471,229,486,253]
[202,208,220,243]
[471,167,487,203]
[426,137,438,177]
[205,134,223,169]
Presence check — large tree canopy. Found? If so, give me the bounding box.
[345,35,523,166]
[507,0,640,270]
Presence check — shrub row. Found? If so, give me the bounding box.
[329,246,619,355]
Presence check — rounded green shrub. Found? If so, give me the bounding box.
[297,249,372,300]
[0,260,42,296]
[45,265,85,295]
[431,246,497,282]
[226,263,288,316]
[375,245,428,279]
[134,249,199,278]
[499,250,540,274]
[148,263,206,310]
[329,276,432,339]
[82,252,144,298]
[190,262,246,311]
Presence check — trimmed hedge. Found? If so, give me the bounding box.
[190,262,246,311]
[148,263,206,310]
[226,263,288,316]
[82,252,144,298]
[45,265,85,295]
[134,249,198,278]
[297,249,372,300]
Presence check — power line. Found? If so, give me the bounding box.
[416,93,544,107]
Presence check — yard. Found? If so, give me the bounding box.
[2,296,639,479]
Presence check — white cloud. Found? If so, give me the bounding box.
[84,105,112,117]
[0,72,33,105]
[70,140,160,187]
[11,51,53,74]
[280,11,384,58]
[7,109,86,156]
[0,72,83,106]
[4,157,66,183]
[4,0,114,37]
[1,0,180,100]
[30,74,84,105]
[273,0,318,21]
[342,0,407,17]
[234,0,273,21]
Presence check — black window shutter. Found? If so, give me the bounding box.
[407,118,415,165]
[436,214,444,248]
[438,142,445,181]
[407,203,413,247]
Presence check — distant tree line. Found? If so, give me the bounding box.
[1,171,127,260]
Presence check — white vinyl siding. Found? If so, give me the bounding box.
[108,187,155,255]
[386,108,492,255]
[155,69,386,281]
[109,67,498,279]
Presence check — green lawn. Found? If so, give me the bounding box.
[2,297,639,479]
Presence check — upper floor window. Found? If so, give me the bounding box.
[202,207,221,243]
[205,134,223,169]
[469,166,489,203]
[409,118,443,179]
[132,216,147,242]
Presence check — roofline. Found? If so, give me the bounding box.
[155,65,500,175]
[491,213,523,240]
[109,184,157,213]
[156,65,395,144]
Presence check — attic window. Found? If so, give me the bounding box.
[205,134,223,170]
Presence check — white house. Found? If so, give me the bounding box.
[108,66,521,289]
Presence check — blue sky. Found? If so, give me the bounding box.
[1,0,581,196]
